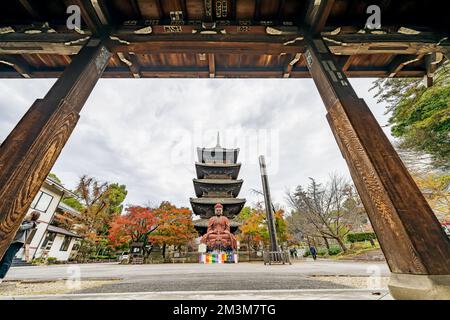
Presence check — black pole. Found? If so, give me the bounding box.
[258,155,279,252]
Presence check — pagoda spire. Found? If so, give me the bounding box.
[216,131,221,148]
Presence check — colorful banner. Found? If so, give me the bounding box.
[199,253,238,264]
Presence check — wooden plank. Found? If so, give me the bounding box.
[253,0,261,23]
[18,0,40,19]
[304,0,335,35]
[208,53,215,78]
[0,39,111,260]
[129,0,142,18]
[423,52,441,87]
[69,0,107,35]
[111,39,306,55]
[305,38,450,275]
[283,52,301,78]
[117,52,141,78]
[0,54,32,78]
[0,67,426,79]
[277,0,286,22]
[387,54,422,78]
[325,32,449,55]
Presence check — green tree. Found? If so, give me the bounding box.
[107,183,128,214]
[371,61,450,169]
[73,175,127,259]
[235,206,252,222]
[62,196,84,212]
[48,172,62,184]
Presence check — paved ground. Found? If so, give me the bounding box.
[1,260,390,299]
[4,289,392,300]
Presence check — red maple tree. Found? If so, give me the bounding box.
[108,206,158,248]
[149,201,197,257]
[108,202,197,258]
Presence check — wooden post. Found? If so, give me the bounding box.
[305,38,450,299]
[0,39,111,260]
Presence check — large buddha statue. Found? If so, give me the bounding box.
[201,203,237,252]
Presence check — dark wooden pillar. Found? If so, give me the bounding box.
[0,39,111,260]
[304,38,450,283]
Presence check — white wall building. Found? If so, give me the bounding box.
[16,177,82,262]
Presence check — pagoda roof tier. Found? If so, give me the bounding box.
[195,162,241,180]
[193,179,243,198]
[197,147,239,164]
[193,218,241,236]
[190,198,246,219]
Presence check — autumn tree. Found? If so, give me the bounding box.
[149,201,197,259]
[108,206,158,255]
[237,203,290,251]
[412,170,449,223]
[74,175,127,259]
[237,205,267,252]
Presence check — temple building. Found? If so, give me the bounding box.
[190,134,246,237]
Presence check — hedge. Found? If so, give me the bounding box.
[346,232,377,243]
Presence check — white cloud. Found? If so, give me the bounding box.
[0,78,391,211]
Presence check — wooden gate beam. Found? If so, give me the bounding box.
[0,39,111,260]
[305,38,450,299]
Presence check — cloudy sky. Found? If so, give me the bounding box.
[0,78,392,211]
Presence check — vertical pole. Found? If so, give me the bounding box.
[258,155,279,252]
[0,39,112,260]
[305,37,450,299]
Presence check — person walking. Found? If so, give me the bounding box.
[309,245,317,261]
[0,211,40,283]
[290,248,296,258]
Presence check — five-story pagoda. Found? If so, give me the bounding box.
[190,134,246,246]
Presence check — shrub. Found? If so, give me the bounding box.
[347,232,376,243]
[317,248,328,256]
[327,246,342,256]
[47,257,57,264]
[31,257,47,265]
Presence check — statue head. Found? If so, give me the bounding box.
[214,203,223,216]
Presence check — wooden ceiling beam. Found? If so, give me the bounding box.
[155,0,164,19]
[325,33,450,55]
[117,52,141,78]
[180,0,188,22]
[208,53,215,78]
[0,66,425,79]
[277,0,286,22]
[230,0,237,22]
[111,40,305,55]
[423,52,443,87]
[1,30,448,56]
[304,0,335,35]
[19,0,40,19]
[69,0,109,35]
[253,0,261,23]
[0,54,32,78]
[129,0,142,18]
[387,54,422,78]
[283,53,302,78]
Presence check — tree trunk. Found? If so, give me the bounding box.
[335,236,348,253]
[323,237,330,250]
[305,236,311,247]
